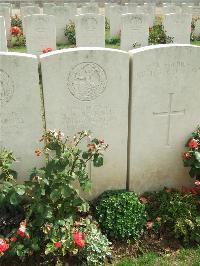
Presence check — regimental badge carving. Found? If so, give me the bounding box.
[0,69,14,105]
[67,62,107,101]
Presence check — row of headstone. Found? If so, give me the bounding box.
[0,45,198,197]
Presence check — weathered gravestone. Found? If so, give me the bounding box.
[75,14,105,47]
[43,3,55,15]
[0,16,7,52]
[129,44,200,193]
[52,6,69,44]
[0,6,11,40]
[124,2,137,13]
[0,52,43,179]
[21,6,40,34]
[24,14,56,55]
[64,3,77,22]
[163,13,192,44]
[110,5,123,36]
[40,48,129,197]
[81,4,99,14]
[121,13,149,51]
[192,6,200,17]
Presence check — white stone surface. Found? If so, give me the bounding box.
[43,3,55,15]
[64,3,77,22]
[163,13,192,44]
[125,3,137,13]
[81,4,99,14]
[24,14,56,56]
[21,6,40,34]
[52,6,70,44]
[40,48,129,197]
[110,5,122,36]
[0,7,10,40]
[0,16,7,52]
[129,44,200,193]
[0,52,43,180]
[121,13,149,51]
[75,14,105,47]
[193,6,200,17]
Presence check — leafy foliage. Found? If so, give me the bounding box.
[95,190,147,240]
[148,24,174,45]
[105,36,120,45]
[11,15,22,29]
[183,126,200,179]
[0,130,111,265]
[64,21,76,45]
[144,189,200,243]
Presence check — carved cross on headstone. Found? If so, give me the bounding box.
[153,93,185,146]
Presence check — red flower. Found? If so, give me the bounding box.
[195,180,200,186]
[182,152,190,160]
[10,237,17,242]
[42,47,53,53]
[54,241,62,248]
[188,138,198,149]
[0,239,9,253]
[146,220,153,230]
[73,232,85,248]
[17,220,29,238]
[10,26,21,36]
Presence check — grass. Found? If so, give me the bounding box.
[8,40,200,53]
[114,247,200,266]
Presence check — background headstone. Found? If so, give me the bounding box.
[24,14,56,55]
[0,6,11,40]
[75,14,105,47]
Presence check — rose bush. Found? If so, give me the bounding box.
[0,130,111,265]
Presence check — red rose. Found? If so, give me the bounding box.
[188,138,198,149]
[73,232,85,248]
[17,221,29,238]
[0,239,9,253]
[10,26,21,36]
[42,47,53,53]
[10,237,17,242]
[54,241,62,248]
[87,143,96,151]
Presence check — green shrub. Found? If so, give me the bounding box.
[144,189,200,243]
[95,190,147,240]
[11,15,22,29]
[105,36,120,45]
[148,24,174,45]
[64,21,76,45]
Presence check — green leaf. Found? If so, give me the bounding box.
[10,193,19,205]
[93,156,103,167]
[16,185,25,195]
[195,151,200,162]
[82,152,89,159]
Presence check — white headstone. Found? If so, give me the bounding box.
[129,44,200,193]
[24,14,56,56]
[64,3,77,22]
[125,3,137,13]
[0,52,43,179]
[192,6,200,17]
[40,48,129,197]
[52,6,70,44]
[21,6,40,34]
[75,14,105,47]
[0,16,7,52]
[121,13,149,51]
[43,3,55,15]
[0,7,11,40]
[163,13,192,44]
[81,4,99,14]
[110,5,122,36]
